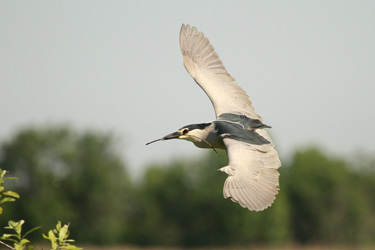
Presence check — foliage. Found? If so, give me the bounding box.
[129,147,375,247]
[284,148,375,244]
[0,126,131,244]
[0,170,20,215]
[129,151,291,247]
[43,221,82,250]
[0,125,375,247]
[0,220,39,250]
[0,169,81,250]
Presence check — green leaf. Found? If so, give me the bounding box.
[3,190,20,198]
[1,233,18,238]
[0,169,6,178]
[48,230,56,242]
[4,177,19,181]
[59,225,69,242]
[19,238,30,245]
[14,243,24,250]
[6,220,24,235]
[0,197,16,204]
[56,221,62,231]
[23,226,41,238]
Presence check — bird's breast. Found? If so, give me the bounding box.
[193,132,225,149]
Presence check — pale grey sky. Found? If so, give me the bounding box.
[1,1,374,175]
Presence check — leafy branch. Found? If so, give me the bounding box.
[0,169,20,215]
[0,169,82,250]
[43,221,82,250]
[0,220,40,250]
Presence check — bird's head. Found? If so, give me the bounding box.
[146,123,217,152]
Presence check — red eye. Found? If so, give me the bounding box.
[182,129,189,134]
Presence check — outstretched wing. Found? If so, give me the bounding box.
[179,24,261,120]
[218,134,281,211]
[180,24,281,211]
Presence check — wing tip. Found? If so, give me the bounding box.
[179,24,236,82]
[224,188,278,212]
[223,175,279,212]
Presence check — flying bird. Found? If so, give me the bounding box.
[147,24,281,211]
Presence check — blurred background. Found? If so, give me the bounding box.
[1,1,374,249]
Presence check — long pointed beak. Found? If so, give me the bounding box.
[146,131,181,145]
[162,131,181,140]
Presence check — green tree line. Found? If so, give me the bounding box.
[0,126,374,247]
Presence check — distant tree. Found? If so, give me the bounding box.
[0,126,131,244]
[285,147,375,244]
[129,150,291,247]
[3,126,375,247]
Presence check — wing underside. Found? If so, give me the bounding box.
[180,24,261,120]
[219,136,281,211]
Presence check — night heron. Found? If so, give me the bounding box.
[147,24,281,211]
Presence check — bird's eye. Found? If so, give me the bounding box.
[182,129,189,134]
